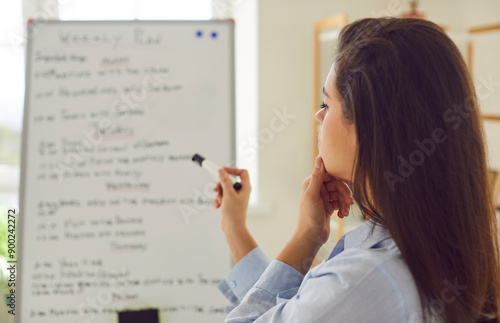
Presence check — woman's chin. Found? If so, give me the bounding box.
[322,162,353,185]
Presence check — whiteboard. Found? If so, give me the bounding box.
[18,20,234,323]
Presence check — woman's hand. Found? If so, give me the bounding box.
[213,167,256,264]
[277,156,354,275]
[296,156,354,245]
[212,167,252,233]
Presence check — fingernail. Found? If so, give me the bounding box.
[315,157,321,169]
[218,169,226,176]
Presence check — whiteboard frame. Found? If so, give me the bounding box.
[17,19,236,323]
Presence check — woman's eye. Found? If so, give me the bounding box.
[320,102,328,110]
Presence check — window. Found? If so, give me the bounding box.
[0,0,24,209]
[59,0,213,21]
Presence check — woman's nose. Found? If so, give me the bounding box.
[315,109,324,122]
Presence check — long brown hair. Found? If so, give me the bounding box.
[333,17,499,322]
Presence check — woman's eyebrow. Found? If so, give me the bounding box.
[322,87,330,98]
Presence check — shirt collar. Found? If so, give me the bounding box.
[343,219,392,250]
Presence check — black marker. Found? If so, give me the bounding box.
[192,154,242,191]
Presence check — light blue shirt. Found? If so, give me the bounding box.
[217,219,425,322]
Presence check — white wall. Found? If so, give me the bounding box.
[239,0,472,259]
[460,0,500,26]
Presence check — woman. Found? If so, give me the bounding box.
[212,17,499,322]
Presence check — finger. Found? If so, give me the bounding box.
[326,180,353,205]
[222,167,251,193]
[341,183,354,202]
[324,178,350,195]
[341,203,350,217]
[212,189,221,207]
[341,191,354,205]
[301,176,311,194]
[213,182,221,192]
[337,204,346,218]
[329,191,340,201]
[320,184,331,213]
[344,189,354,205]
[325,197,334,215]
[320,183,330,201]
[222,167,249,179]
[306,156,326,197]
[218,168,236,197]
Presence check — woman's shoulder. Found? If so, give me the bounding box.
[323,219,414,279]
[312,236,414,285]
[305,225,423,322]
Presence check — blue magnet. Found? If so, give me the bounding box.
[196,30,203,37]
[211,31,218,38]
